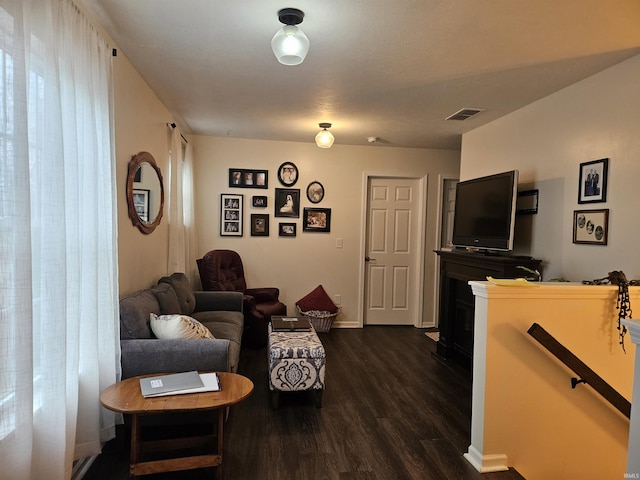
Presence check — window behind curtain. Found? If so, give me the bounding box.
[0,1,119,477]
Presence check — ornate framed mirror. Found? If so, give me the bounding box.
[126,151,164,234]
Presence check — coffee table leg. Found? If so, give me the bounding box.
[215,408,224,479]
[130,414,140,476]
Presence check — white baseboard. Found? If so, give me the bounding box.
[464,445,509,473]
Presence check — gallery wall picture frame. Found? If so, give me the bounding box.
[220,193,243,236]
[303,207,331,232]
[306,180,325,204]
[573,209,609,245]
[279,222,297,237]
[277,162,298,187]
[250,214,270,236]
[229,168,268,189]
[252,195,267,208]
[578,158,608,204]
[274,188,300,217]
[133,189,150,223]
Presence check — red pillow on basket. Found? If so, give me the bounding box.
[296,285,339,314]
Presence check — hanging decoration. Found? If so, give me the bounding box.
[583,271,640,352]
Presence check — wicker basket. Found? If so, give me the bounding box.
[297,306,341,333]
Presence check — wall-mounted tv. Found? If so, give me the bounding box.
[451,170,519,252]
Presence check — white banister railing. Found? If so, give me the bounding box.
[622,319,640,478]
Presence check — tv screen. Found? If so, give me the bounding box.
[451,170,519,252]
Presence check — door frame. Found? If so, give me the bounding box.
[357,171,428,328]
[430,174,460,329]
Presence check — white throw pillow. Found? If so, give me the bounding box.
[150,313,214,340]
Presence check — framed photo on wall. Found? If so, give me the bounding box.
[274,188,300,217]
[277,162,298,187]
[252,195,267,208]
[250,214,269,236]
[220,193,243,236]
[228,168,268,189]
[573,209,608,245]
[578,158,608,204]
[306,181,325,204]
[303,207,331,232]
[279,222,296,237]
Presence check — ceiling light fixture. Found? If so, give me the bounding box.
[271,8,309,66]
[315,123,334,148]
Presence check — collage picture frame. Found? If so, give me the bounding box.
[220,193,243,236]
[229,168,268,189]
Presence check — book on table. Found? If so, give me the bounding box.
[271,316,312,332]
[139,370,221,397]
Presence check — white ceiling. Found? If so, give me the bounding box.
[83,0,640,150]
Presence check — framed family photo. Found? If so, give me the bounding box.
[252,195,267,208]
[274,188,300,218]
[306,181,325,204]
[573,209,608,245]
[250,214,269,236]
[279,223,297,237]
[277,162,298,187]
[220,193,243,236]
[229,168,268,189]
[578,158,608,204]
[303,207,331,232]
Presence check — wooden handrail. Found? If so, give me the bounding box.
[527,322,631,419]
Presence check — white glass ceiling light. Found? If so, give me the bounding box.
[271,8,309,66]
[315,123,334,148]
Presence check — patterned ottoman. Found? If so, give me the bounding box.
[268,324,326,409]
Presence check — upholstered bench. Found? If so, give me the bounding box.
[268,324,326,409]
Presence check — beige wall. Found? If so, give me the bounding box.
[107,35,461,317]
[113,54,176,296]
[461,54,640,281]
[191,135,459,327]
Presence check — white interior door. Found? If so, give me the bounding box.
[364,177,421,325]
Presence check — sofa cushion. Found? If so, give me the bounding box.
[159,273,196,315]
[201,320,243,373]
[296,285,339,314]
[150,313,214,340]
[119,289,160,339]
[152,282,182,315]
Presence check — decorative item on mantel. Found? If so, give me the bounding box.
[583,270,640,352]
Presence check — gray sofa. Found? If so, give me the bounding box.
[119,272,244,379]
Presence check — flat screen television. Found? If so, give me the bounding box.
[451,170,519,252]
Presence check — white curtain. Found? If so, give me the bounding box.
[0,1,120,479]
[183,141,199,286]
[167,126,198,284]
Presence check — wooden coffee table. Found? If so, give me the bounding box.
[100,372,253,477]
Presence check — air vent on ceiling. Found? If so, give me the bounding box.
[445,108,485,121]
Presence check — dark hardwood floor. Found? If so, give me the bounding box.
[85,326,524,480]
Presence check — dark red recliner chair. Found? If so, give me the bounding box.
[197,249,286,348]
